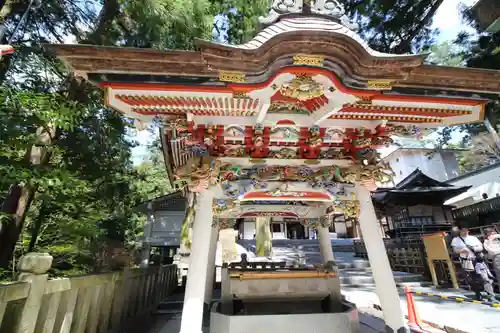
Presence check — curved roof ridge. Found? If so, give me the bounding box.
[223,17,415,59]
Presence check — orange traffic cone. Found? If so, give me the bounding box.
[405,286,422,329]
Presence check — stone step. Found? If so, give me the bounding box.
[157,300,184,311]
[340,273,424,286]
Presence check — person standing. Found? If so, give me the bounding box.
[484,228,500,288]
[451,227,497,302]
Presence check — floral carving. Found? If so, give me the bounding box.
[270,126,300,139]
[162,118,188,139]
[213,199,238,217]
[337,200,360,219]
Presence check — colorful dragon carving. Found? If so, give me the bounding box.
[340,162,395,184]
[173,158,224,192]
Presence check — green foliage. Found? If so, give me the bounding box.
[0,0,493,280]
[344,0,442,53]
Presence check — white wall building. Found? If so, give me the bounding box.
[447,162,500,187]
[383,148,462,185]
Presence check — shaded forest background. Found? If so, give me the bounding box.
[0,0,499,280]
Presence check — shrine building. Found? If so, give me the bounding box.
[46,1,500,333]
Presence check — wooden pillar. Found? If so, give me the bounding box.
[140,202,154,268]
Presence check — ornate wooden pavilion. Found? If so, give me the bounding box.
[46,1,500,332]
[374,169,470,243]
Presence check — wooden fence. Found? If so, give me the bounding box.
[354,240,427,275]
[0,252,178,333]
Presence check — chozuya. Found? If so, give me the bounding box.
[259,0,358,30]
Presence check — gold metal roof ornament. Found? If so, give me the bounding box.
[280,74,323,101]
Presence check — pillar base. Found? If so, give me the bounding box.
[385,325,410,333]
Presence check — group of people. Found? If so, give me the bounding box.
[449,226,500,302]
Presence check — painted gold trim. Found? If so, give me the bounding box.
[219,71,246,83]
[329,114,442,123]
[292,54,325,67]
[343,103,473,116]
[304,159,321,165]
[232,91,250,99]
[103,87,123,114]
[355,96,373,105]
[249,159,266,164]
[367,80,393,90]
[229,271,337,280]
[447,103,486,127]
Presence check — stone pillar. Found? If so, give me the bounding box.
[356,184,407,333]
[140,202,154,268]
[219,228,239,263]
[179,190,214,333]
[317,219,334,263]
[255,216,272,256]
[204,224,219,309]
[14,253,53,333]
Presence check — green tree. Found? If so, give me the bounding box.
[0,0,461,273]
[344,0,444,53]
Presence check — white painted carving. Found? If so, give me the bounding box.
[311,0,343,17]
[259,0,303,25]
[259,0,358,30]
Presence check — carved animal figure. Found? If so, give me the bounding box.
[225,146,246,157]
[272,148,296,159]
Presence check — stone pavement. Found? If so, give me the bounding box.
[149,300,392,333]
[342,285,500,333]
[163,241,498,333]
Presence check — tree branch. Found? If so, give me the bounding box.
[86,0,120,45]
[392,0,444,54]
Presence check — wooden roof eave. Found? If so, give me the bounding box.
[195,31,426,70]
[43,43,213,79]
[195,32,428,86]
[44,42,500,95]
[401,64,500,95]
[375,187,471,206]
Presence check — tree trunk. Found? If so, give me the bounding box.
[484,116,500,151]
[0,185,36,266]
[393,0,444,54]
[0,0,124,268]
[27,198,47,252]
[85,0,120,45]
[0,125,55,267]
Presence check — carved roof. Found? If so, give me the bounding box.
[372,169,471,206]
[231,16,400,59]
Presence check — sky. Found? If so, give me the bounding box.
[130,0,480,163]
